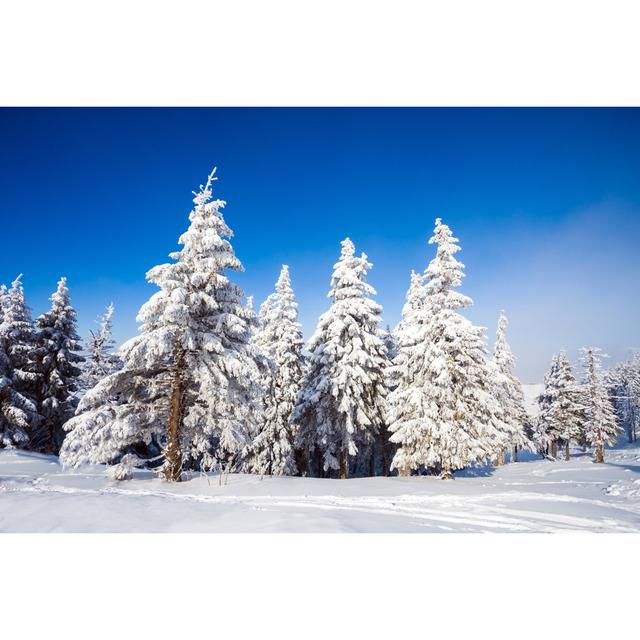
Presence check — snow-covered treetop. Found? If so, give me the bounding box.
[402,270,426,319]
[273,265,299,323]
[494,310,515,374]
[39,277,80,331]
[127,166,252,369]
[1,275,37,375]
[255,264,303,359]
[327,238,378,304]
[3,274,31,327]
[192,167,219,207]
[100,303,115,338]
[424,218,472,311]
[580,346,609,371]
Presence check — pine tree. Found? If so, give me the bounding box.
[388,218,502,479]
[387,271,426,392]
[580,347,621,463]
[534,352,584,460]
[606,356,640,444]
[294,238,388,479]
[0,284,36,448]
[32,277,84,453]
[0,275,42,444]
[83,303,122,390]
[535,355,560,456]
[491,310,532,463]
[247,265,304,476]
[60,169,263,480]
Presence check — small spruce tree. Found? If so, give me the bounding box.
[83,303,122,390]
[580,347,621,463]
[33,277,84,453]
[491,310,532,463]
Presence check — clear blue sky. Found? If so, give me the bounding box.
[1,108,638,381]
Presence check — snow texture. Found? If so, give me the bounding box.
[3,444,640,532]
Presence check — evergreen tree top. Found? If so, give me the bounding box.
[424,218,472,311]
[494,310,515,373]
[3,274,33,326]
[276,264,292,292]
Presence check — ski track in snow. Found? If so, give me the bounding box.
[2,446,640,532]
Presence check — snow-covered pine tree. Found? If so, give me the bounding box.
[554,352,587,459]
[535,355,559,456]
[535,351,584,460]
[491,310,531,463]
[294,238,388,479]
[32,277,84,453]
[82,303,122,390]
[606,356,640,444]
[60,169,263,481]
[0,275,42,445]
[247,265,304,476]
[580,347,621,463]
[0,283,37,448]
[388,218,503,479]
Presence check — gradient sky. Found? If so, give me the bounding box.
[1,108,638,381]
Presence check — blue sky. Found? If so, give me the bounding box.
[1,108,638,381]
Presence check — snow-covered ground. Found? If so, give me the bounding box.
[2,444,640,532]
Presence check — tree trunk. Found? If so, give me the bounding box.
[564,441,570,461]
[368,447,375,477]
[594,441,604,463]
[513,445,519,463]
[313,448,323,478]
[339,449,348,479]
[162,349,185,482]
[550,439,558,459]
[381,442,389,477]
[440,466,453,480]
[295,449,309,477]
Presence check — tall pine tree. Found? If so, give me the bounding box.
[534,351,584,460]
[294,238,388,479]
[33,277,84,453]
[247,265,304,476]
[388,219,502,479]
[0,275,42,445]
[61,169,263,480]
[491,310,532,463]
[580,347,620,463]
[0,283,37,448]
